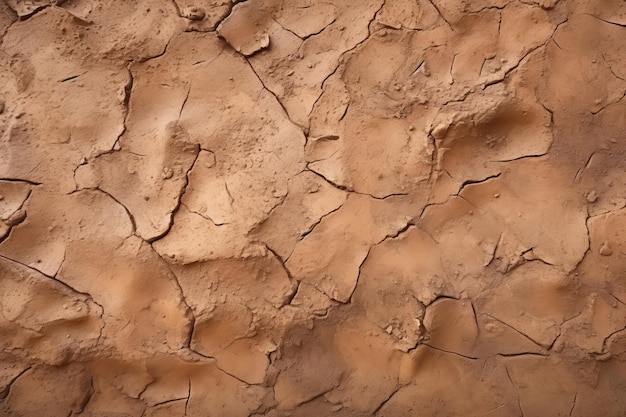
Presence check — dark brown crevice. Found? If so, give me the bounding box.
[264,243,301,307]
[0,253,95,302]
[0,4,18,43]
[573,150,603,183]
[0,177,41,186]
[426,0,453,31]
[496,352,549,358]
[456,173,501,195]
[584,13,626,28]
[427,133,440,182]
[422,343,478,360]
[484,233,503,267]
[59,73,83,83]
[347,221,413,303]
[76,376,95,413]
[138,34,176,64]
[272,17,303,40]
[169,0,182,17]
[373,384,402,415]
[503,365,524,417]
[470,300,480,336]
[94,65,133,158]
[448,53,457,84]
[608,292,626,307]
[250,190,289,227]
[213,0,243,32]
[152,397,188,408]
[297,199,346,242]
[417,197,450,222]
[264,244,295,281]
[308,64,344,120]
[347,245,374,305]
[602,53,626,81]
[548,308,586,352]
[291,385,338,409]
[273,15,337,42]
[569,393,577,417]
[589,90,626,116]
[149,145,201,244]
[156,257,196,350]
[540,102,555,124]
[328,0,387,99]
[281,280,300,308]
[492,153,548,163]
[516,17,568,76]
[181,202,228,226]
[485,313,548,351]
[305,165,408,200]
[549,17,569,44]
[184,379,191,415]
[0,185,34,244]
[76,187,138,237]
[442,88,473,105]
[600,324,626,354]
[0,366,31,400]
[243,56,303,131]
[424,294,461,307]
[467,3,508,15]
[213,361,259,386]
[347,0,387,54]
[379,221,414,243]
[479,57,487,76]
[13,5,50,21]
[178,82,191,119]
[483,41,547,89]
[134,377,155,403]
[570,213,591,273]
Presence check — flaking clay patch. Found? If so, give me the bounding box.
[1,0,626,415]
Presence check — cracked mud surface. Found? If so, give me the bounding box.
[1,0,626,415]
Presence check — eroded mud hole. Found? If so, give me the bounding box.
[1,0,625,415]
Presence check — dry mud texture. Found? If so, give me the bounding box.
[0,0,626,415]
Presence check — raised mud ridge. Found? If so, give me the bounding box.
[1,0,626,415]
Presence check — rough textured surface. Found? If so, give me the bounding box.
[1,0,626,415]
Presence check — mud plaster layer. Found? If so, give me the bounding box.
[0,0,626,415]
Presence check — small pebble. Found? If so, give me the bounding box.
[600,242,613,256]
[493,193,500,198]
[183,7,205,21]
[161,166,174,180]
[586,190,598,203]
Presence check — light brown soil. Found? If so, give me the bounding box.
[1,0,625,415]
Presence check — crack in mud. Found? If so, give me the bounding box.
[423,344,478,360]
[1,1,625,415]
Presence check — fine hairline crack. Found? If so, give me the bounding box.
[305,165,409,200]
